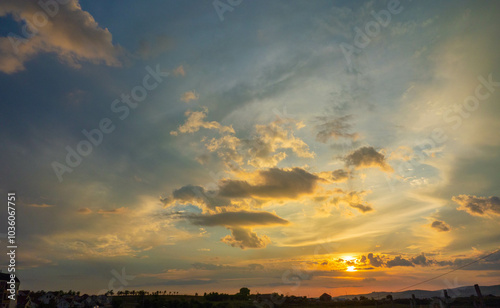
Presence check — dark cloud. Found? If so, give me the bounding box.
[330,169,349,182]
[221,227,270,249]
[163,167,321,212]
[218,167,321,199]
[411,253,431,266]
[386,256,414,268]
[453,195,500,217]
[349,202,374,213]
[183,210,289,227]
[97,207,126,214]
[360,251,500,270]
[161,185,231,210]
[367,253,383,267]
[315,115,358,143]
[344,146,393,172]
[431,220,451,232]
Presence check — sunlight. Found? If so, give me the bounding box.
[343,256,356,262]
[346,266,357,272]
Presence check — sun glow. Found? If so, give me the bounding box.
[346,266,357,272]
[343,256,356,262]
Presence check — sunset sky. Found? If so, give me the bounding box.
[1,0,499,297]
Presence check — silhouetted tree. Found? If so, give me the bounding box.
[239,288,250,297]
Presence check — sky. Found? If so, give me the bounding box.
[1,0,500,298]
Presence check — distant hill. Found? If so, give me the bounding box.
[333,284,500,300]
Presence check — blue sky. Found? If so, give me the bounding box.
[1,0,499,297]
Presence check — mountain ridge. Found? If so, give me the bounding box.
[333,284,500,300]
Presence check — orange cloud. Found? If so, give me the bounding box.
[181,90,199,103]
[28,203,54,208]
[173,65,185,76]
[170,107,234,135]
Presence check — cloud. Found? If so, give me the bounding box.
[431,220,450,232]
[163,168,322,213]
[453,195,500,217]
[191,262,225,270]
[218,167,321,199]
[173,65,185,76]
[366,253,383,267]
[221,227,271,249]
[0,0,122,74]
[180,90,199,103]
[386,256,414,268]
[170,107,234,136]
[315,115,358,143]
[204,134,244,167]
[248,119,314,165]
[41,197,195,258]
[411,253,431,266]
[358,251,497,270]
[344,146,393,172]
[161,184,232,210]
[205,118,314,168]
[330,169,349,182]
[28,203,54,208]
[97,207,127,214]
[77,207,92,214]
[183,210,289,227]
[331,190,374,213]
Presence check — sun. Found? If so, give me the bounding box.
[346,266,357,272]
